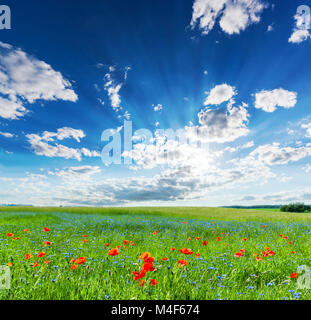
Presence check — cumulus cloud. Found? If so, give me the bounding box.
[48,166,101,179]
[153,104,163,112]
[26,127,100,161]
[289,10,311,43]
[190,0,267,36]
[243,142,311,165]
[302,122,311,138]
[204,84,236,105]
[254,88,297,112]
[0,41,78,120]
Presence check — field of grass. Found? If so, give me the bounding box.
[0,207,311,300]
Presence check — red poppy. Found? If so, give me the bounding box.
[138,279,145,287]
[70,258,76,263]
[105,243,110,247]
[124,240,129,245]
[289,241,293,245]
[187,237,191,241]
[292,251,296,254]
[284,236,288,240]
[268,250,275,256]
[75,257,86,264]
[179,248,193,255]
[178,259,188,266]
[25,253,33,260]
[235,252,243,257]
[153,230,158,235]
[108,248,119,256]
[43,227,50,232]
[217,237,221,241]
[82,235,87,238]
[150,279,158,286]
[171,247,176,251]
[44,260,50,264]
[196,237,200,240]
[290,272,297,279]
[256,256,262,261]
[71,264,78,270]
[24,228,29,232]
[7,233,13,237]
[82,239,87,243]
[262,225,266,228]
[242,237,247,241]
[239,249,245,253]
[162,257,168,261]
[38,252,46,258]
[43,241,52,246]
[196,253,200,258]
[13,237,20,240]
[202,241,207,246]
[33,262,39,267]
[279,234,283,237]
[181,221,186,224]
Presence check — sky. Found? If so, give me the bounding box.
[0,0,311,206]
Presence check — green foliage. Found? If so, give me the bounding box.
[280,203,311,213]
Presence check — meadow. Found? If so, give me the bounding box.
[0,207,311,300]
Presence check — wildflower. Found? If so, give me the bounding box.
[178,259,188,266]
[38,252,46,258]
[82,235,87,238]
[43,241,52,246]
[138,280,145,287]
[256,256,262,261]
[196,253,200,258]
[289,241,293,245]
[150,279,158,286]
[82,239,87,243]
[182,221,186,224]
[24,228,29,232]
[140,252,151,261]
[71,264,78,270]
[171,247,176,251]
[202,241,207,246]
[12,237,20,240]
[75,257,86,264]
[43,227,50,232]
[284,236,288,240]
[6,233,13,237]
[162,257,168,261]
[268,250,275,256]
[262,225,266,228]
[123,240,129,246]
[196,237,200,240]
[187,237,191,241]
[217,237,221,241]
[105,243,110,247]
[70,258,76,263]
[33,263,39,267]
[180,248,193,255]
[235,252,243,258]
[253,253,258,256]
[108,248,119,256]
[242,237,247,241]
[279,234,283,237]
[25,253,33,260]
[44,260,50,265]
[153,230,158,235]
[7,262,13,267]
[290,272,297,279]
[239,249,245,253]
[292,251,296,254]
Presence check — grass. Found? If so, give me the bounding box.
[0,207,311,300]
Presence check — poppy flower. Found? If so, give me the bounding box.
[141,262,155,272]
[290,272,297,279]
[235,252,243,258]
[187,237,191,241]
[268,250,275,256]
[82,235,87,238]
[279,234,283,237]
[75,257,86,264]
[6,233,13,237]
[33,263,39,267]
[289,241,293,245]
[196,253,200,258]
[202,241,207,246]
[262,225,266,228]
[256,256,262,261]
[138,279,145,287]
[82,239,87,243]
[171,247,176,251]
[43,227,50,232]
[239,249,245,253]
[196,237,200,240]
[284,236,288,240]
[242,237,247,241]
[108,248,119,256]
[150,279,158,286]
[162,257,168,261]
[178,259,188,266]
[253,253,258,256]
[140,252,151,261]
[71,264,78,270]
[153,230,158,235]
[262,251,268,257]
[292,251,296,254]
[44,260,50,264]
[124,240,129,245]
[217,237,221,241]
[25,253,33,260]
[13,237,20,240]
[38,252,46,258]
[105,243,110,247]
[24,228,29,232]
[7,262,13,267]
[43,241,52,246]
[180,248,193,255]
[181,221,186,224]
[70,258,76,263]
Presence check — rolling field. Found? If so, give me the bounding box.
[0,207,311,300]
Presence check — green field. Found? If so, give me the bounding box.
[0,207,310,300]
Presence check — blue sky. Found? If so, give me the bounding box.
[0,0,311,206]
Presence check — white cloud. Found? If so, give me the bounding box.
[26,127,100,161]
[267,24,273,32]
[48,166,101,179]
[289,12,311,43]
[0,131,14,138]
[254,88,297,112]
[244,142,311,165]
[204,84,236,105]
[302,122,311,138]
[153,104,163,112]
[190,0,267,36]
[0,41,78,120]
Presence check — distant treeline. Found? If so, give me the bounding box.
[221,205,281,209]
[280,203,311,213]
